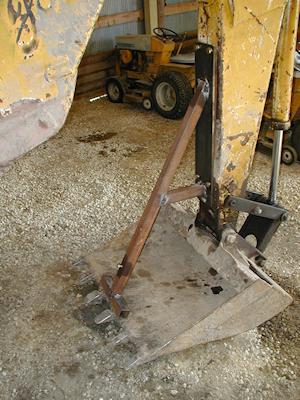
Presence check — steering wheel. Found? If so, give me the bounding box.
[153,27,179,40]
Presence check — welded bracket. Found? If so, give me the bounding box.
[99,81,209,317]
[226,191,288,251]
[194,43,219,233]
[100,274,130,318]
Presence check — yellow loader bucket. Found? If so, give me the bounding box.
[0,0,104,174]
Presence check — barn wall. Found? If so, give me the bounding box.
[75,1,198,99]
[164,0,197,33]
[86,0,145,54]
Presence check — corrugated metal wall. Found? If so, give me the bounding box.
[86,0,144,54]
[165,0,197,33]
[85,0,197,56]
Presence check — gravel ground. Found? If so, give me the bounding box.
[0,98,299,400]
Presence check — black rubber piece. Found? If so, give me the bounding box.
[291,121,300,160]
[152,71,193,119]
[153,27,179,40]
[106,77,124,103]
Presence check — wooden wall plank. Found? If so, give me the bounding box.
[75,88,106,100]
[165,1,198,16]
[76,81,105,96]
[75,50,115,99]
[95,9,144,29]
[79,51,114,67]
[94,2,198,31]
[78,59,115,77]
[77,68,114,88]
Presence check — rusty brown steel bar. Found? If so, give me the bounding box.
[100,275,130,317]
[107,80,209,296]
[160,184,206,206]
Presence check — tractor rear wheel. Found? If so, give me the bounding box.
[152,71,193,119]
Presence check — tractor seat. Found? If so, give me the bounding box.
[170,52,195,65]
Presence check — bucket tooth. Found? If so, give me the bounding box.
[84,205,292,366]
[85,290,105,306]
[94,309,114,325]
[106,331,129,347]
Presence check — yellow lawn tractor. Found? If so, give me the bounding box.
[105,28,196,119]
[107,27,300,164]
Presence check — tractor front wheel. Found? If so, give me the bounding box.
[152,71,193,119]
[106,77,124,103]
[291,121,300,161]
[281,145,298,165]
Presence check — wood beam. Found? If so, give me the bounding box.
[95,2,198,31]
[95,9,144,29]
[165,1,198,16]
[144,0,159,34]
[157,0,165,27]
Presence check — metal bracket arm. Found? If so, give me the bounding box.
[99,80,209,316]
[226,191,288,252]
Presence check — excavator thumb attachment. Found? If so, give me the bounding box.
[84,205,291,367]
[79,57,292,366]
[81,79,292,367]
[84,2,297,366]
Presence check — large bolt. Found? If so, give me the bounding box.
[226,233,236,244]
[160,194,168,206]
[253,206,262,215]
[281,213,288,221]
[229,199,236,207]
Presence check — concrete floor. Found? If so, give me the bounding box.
[0,98,299,400]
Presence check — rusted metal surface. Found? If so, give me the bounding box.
[99,81,209,303]
[160,183,206,205]
[100,274,130,317]
[0,0,104,174]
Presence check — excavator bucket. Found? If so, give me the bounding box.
[84,205,292,367]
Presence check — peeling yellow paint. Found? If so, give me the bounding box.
[0,0,104,168]
[270,0,299,122]
[0,1,57,108]
[198,0,289,216]
[0,0,105,113]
